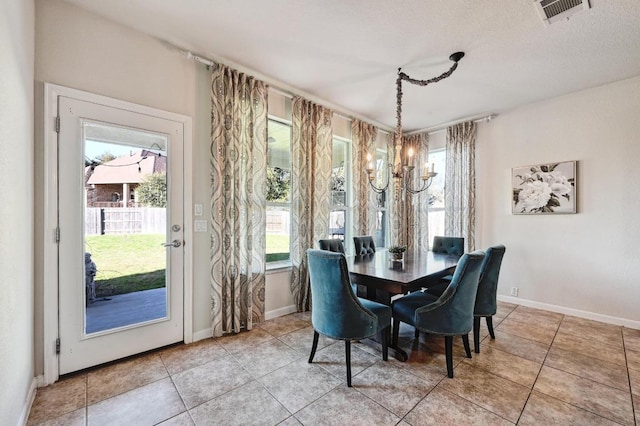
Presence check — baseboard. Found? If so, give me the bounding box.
[192,328,213,342]
[192,305,298,340]
[18,376,40,426]
[498,295,640,329]
[35,375,46,388]
[265,305,297,320]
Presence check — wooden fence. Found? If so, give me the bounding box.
[85,208,166,235]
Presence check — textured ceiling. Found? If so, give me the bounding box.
[63,0,640,132]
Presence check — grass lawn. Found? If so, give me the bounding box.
[266,234,290,262]
[85,233,291,296]
[85,234,166,296]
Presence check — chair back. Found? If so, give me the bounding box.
[474,245,506,316]
[416,251,485,335]
[318,238,345,254]
[353,236,376,255]
[432,236,465,255]
[306,249,378,340]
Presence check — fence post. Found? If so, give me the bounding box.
[100,208,105,235]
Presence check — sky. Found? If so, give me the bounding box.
[85,141,139,161]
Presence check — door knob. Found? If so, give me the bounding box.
[162,240,182,248]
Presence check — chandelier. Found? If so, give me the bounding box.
[365,51,465,194]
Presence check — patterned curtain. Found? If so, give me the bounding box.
[210,63,268,336]
[404,133,430,252]
[290,97,333,311]
[445,121,477,252]
[351,119,378,236]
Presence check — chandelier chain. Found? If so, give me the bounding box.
[366,52,465,196]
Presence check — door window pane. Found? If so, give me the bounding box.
[83,121,168,334]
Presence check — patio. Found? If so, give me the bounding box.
[86,287,167,334]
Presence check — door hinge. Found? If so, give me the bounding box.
[55,227,60,243]
[55,338,60,354]
[55,116,60,133]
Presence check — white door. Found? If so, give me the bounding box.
[58,95,184,374]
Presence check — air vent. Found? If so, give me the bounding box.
[534,0,590,25]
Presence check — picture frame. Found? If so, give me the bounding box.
[512,160,576,214]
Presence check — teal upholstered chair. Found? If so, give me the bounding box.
[318,238,345,254]
[319,238,358,294]
[307,249,391,387]
[473,245,506,353]
[353,236,376,255]
[424,236,466,298]
[432,236,465,255]
[392,251,485,378]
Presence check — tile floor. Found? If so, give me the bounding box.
[28,302,640,425]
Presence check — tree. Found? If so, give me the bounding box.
[266,167,290,202]
[85,151,116,167]
[136,173,167,207]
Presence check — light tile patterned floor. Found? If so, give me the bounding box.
[28,302,640,425]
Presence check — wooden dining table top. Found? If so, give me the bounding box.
[346,250,461,298]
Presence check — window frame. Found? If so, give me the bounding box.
[372,144,389,249]
[265,116,293,269]
[426,147,446,249]
[330,135,352,250]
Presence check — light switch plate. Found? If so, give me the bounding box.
[195,220,207,232]
[194,204,203,216]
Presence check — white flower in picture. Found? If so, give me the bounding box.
[518,181,552,211]
[512,161,576,214]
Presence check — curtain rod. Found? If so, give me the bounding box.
[408,113,497,136]
[180,48,495,136]
[179,48,394,132]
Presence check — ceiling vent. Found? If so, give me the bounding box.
[534,0,590,25]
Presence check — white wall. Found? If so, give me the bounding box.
[0,0,36,423]
[477,76,640,326]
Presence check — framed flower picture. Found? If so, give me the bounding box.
[512,160,576,214]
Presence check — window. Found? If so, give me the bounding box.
[372,140,389,248]
[330,137,350,244]
[427,148,446,246]
[266,118,292,263]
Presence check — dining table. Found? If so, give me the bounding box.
[347,250,461,304]
[346,249,461,360]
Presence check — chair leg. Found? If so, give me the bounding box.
[462,334,472,358]
[392,318,400,347]
[445,336,454,378]
[486,316,495,339]
[345,340,352,387]
[308,331,319,363]
[473,316,481,354]
[381,326,389,361]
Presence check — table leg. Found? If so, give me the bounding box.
[358,334,408,362]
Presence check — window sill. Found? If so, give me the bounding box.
[266,260,292,274]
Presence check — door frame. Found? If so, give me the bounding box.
[42,83,194,384]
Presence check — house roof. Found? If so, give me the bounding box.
[87,150,166,185]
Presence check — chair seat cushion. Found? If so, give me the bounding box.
[423,278,451,297]
[392,291,439,326]
[358,298,391,330]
